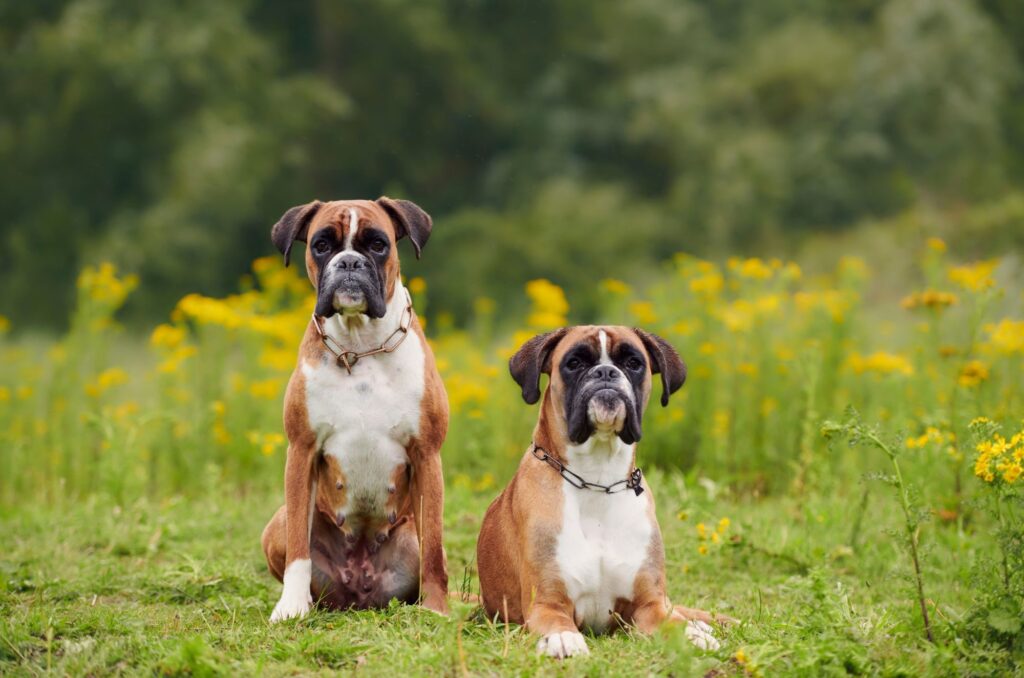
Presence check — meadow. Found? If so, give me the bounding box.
[1,240,1022,675]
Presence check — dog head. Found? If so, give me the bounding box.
[270,197,432,319]
[510,326,686,445]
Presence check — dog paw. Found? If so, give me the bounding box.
[270,591,312,623]
[270,559,313,623]
[536,631,589,659]
[685,620,720,651]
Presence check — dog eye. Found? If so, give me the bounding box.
[313,240,330,254]
[370,239,388,254]
[566,357,583,371]
[625,357,644,371]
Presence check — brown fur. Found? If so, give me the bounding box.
[262,198,449,615]
[478,325,728,642]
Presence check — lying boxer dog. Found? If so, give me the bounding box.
[477,326,725,657]
[261,197,449,622]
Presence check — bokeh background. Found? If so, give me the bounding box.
[3,0,1023,329]
[2,2,1024,673]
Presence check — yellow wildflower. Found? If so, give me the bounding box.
[949,260,998,292]
[0,386,8,401]
[408,277,427,295]
[728,257,773,280]
[0,315,9,334]
[525,279,569,329]
[249,378,284,400]
[901,290,958,311]
[150,324,187,350]
[983,319,1024,354]
[927,237,947,252]
[601,279,630,295]
[697,544,709,556]
[629,301,658,325]
[958,360,990,388]
[846,352,914,376]
[718,517,731,532]
[696,522,707,539]
[84,367,129,398]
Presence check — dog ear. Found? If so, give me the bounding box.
[271,200,323,267]
[509,328,569,405]
[633,328,687,406]
[377,197,432,259]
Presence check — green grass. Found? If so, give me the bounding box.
[1,472,1014,676]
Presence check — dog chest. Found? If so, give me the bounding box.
[554,488,654,632]
[301,336,425,515]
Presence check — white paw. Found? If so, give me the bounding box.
[270,559,313,623]
[536,631,589,659]
[270,589,312,622]
[685,620,720,651]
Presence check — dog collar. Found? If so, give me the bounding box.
[531,443,644,496]
[312,289,413,374]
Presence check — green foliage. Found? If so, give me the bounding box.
[2,0,1022,327]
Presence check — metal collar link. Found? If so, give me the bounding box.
[531,444,644,496]
[312,290,414,374]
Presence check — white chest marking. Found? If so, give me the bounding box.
[302,284,424,521]
[344,207,360,250]
[554,436,652,632]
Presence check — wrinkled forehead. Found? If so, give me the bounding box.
[307,200,396,240]
[552,325,645,363]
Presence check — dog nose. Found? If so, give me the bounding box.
[591,366,619,382]
[334,253,365,270]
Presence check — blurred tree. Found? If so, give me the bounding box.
[0,0,1020,327]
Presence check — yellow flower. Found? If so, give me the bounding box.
[711,532,721,544]
[927,237,947,253]
[150,324,187,349]
[408,277,427,295]
[697,544,708,556]
[76,262,139,307]
[901,290,958,311]
[948,260,998,292]
[525,279,569,329]
[728,257,773,280]
[984,319,1024,354]
[473,296,496,315]
[0,315,9,334]
[0,386,8,401]
[696,522,707,539]
[958,360,989,388]
[249,378,284,400]
[601,279,631,295]
[157,346,198,374]
[676,510,688,521]
[718,517,731,532]
[629,301,658,325]
[689,270,724,296]
[845,352,913,376]
[85,368,129,397]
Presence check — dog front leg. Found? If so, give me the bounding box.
[410,452,449,614]
[526,591,589,659]
[270,442,317,622]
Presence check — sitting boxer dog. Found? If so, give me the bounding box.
[261,198,449,621]
[477,326,725,658]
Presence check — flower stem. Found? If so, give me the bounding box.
[866,430,935,644]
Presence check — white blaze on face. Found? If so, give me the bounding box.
[598,330,611,365]
[344,207,360,250]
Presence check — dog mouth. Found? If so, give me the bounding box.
[587,388,628,433]
[316,275,385,318]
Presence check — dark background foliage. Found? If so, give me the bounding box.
[2,0,1022,327]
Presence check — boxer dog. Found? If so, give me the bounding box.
[477,326,723,657]
[261,198,449,621]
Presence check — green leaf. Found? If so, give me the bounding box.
[987,604,1022,634]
